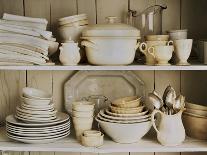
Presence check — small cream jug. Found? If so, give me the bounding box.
[151,109,186,146]
[59,39,81,65]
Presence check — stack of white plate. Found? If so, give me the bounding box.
[16,87,56,123]
[95,96,152,144]
[6,113,70,144]
[6,87,70,144]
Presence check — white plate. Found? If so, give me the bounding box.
[21,102,54,109]
[96,113,151,124]
[6,113,69,127]
[15,115,57,123]
[6,121,70,131]
[16,106,57,115]
[20,104,55,111]
[7,127,70,137]
[99,110,150,121]
[7,131,70,144]
[105,108,149,117]
[64,71,145,113]
[16,110,56,118]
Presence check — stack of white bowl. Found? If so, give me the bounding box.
[81,130,104,147]
[6,87,70,144]
[72,101,95,141]
[95,96,152,144]
[58,14,88,43]
[183,102,207,140]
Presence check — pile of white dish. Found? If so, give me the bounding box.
[58,14,88,43]
[6,87,70,144]
[72,101,94,141]
[183,102,207,140]
[0,13,59,65]
[96,96,152,144]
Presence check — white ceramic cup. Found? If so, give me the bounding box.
[148,45,174,66]
[174,39,193,66]
[139,41,173,65]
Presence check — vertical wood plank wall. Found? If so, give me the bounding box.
[0,0,206,155]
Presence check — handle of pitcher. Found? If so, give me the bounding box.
[151,109,162,134]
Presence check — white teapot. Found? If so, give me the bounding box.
[59,38,81,65]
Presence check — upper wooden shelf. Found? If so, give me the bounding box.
[0,64,207,71]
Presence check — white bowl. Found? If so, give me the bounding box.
[58,25,87,42]
[21,96,51,105]
[168,29,188,40]
[48,41,59,56]
[22,87,52,100]
[83,130,102,137]
[81,133,104,147]
[112,96,142,108]
[186,108,207,117]
[183,113,207,140]
[186,102,207,111]
[72,101,95,112]
[110,105,144,114]
[145,35,169,41]
[95,117,152,143]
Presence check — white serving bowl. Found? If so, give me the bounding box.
[110,105,144,114]
[21,96,51,105]
[145,35,169,41]
[182,113,207,140]
[168,29,188,40]
[58,25,88,42]
[72,110,94,117]
[72,101,95,112]
[95,117,152,143]
[186,108,207,117]
[186,102,207,111]
[22,87,52,100]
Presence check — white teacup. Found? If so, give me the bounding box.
[174,39,193,66]
[139,41,173,65]
[148,45,174,66]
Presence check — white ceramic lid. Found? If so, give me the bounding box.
[82,16,140,38]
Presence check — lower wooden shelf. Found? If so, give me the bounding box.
[0,127,207,153]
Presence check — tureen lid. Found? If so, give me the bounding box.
[82,16,140,37]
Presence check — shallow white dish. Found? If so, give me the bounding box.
[64,71,145,113]
[105,108,148,117]
[16,106,56,115]
[15,114,57,123]
[16,110,56,118]
[23,87,52,100]
[6,113,69,127]
[99,110,150,121]
[20,103,54,111]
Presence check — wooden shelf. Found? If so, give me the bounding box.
[1,128,207,153]
[0,64,207,71]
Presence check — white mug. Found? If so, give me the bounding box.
[148,45,174,66]
[174,39,193,66]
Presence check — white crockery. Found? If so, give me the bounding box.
[72,110,94,117]
[112,96,142,108]
[22,87,52,100]
[96,117,152,143]
[168,29,188,40]
[110,105,144,114]
[21,96,51,105]
[58,14,88,25]
[145,35,169,41]
[83,130,102,137]
[148,45,174,65]
[81,133,104,147]
[72,101,95,111]
[174,39,193,66]
[59,39,81,66]
[186,102,207,111]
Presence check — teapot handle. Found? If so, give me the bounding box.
[151,109,162,134]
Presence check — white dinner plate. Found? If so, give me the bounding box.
[105,108,149,117]
[7,131,70,144]
[16,106,57,115]
[6,121,70,131]
[96,113,151,124]
[6,112,69,127]
[15,115,57,123]
[99,110,150,121]
[16,111,57,118]
[21,103,54,110]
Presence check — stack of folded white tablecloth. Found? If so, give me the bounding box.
[0,13,59,65]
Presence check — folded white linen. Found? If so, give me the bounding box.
[0,61,33,66]
[0,45,49,60]
[0,19,47,30]
[3,13,48,25]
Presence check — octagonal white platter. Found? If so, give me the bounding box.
[64,71,145,113]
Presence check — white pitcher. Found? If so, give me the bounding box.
[151,109,186,146]
[59,39,81,66]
